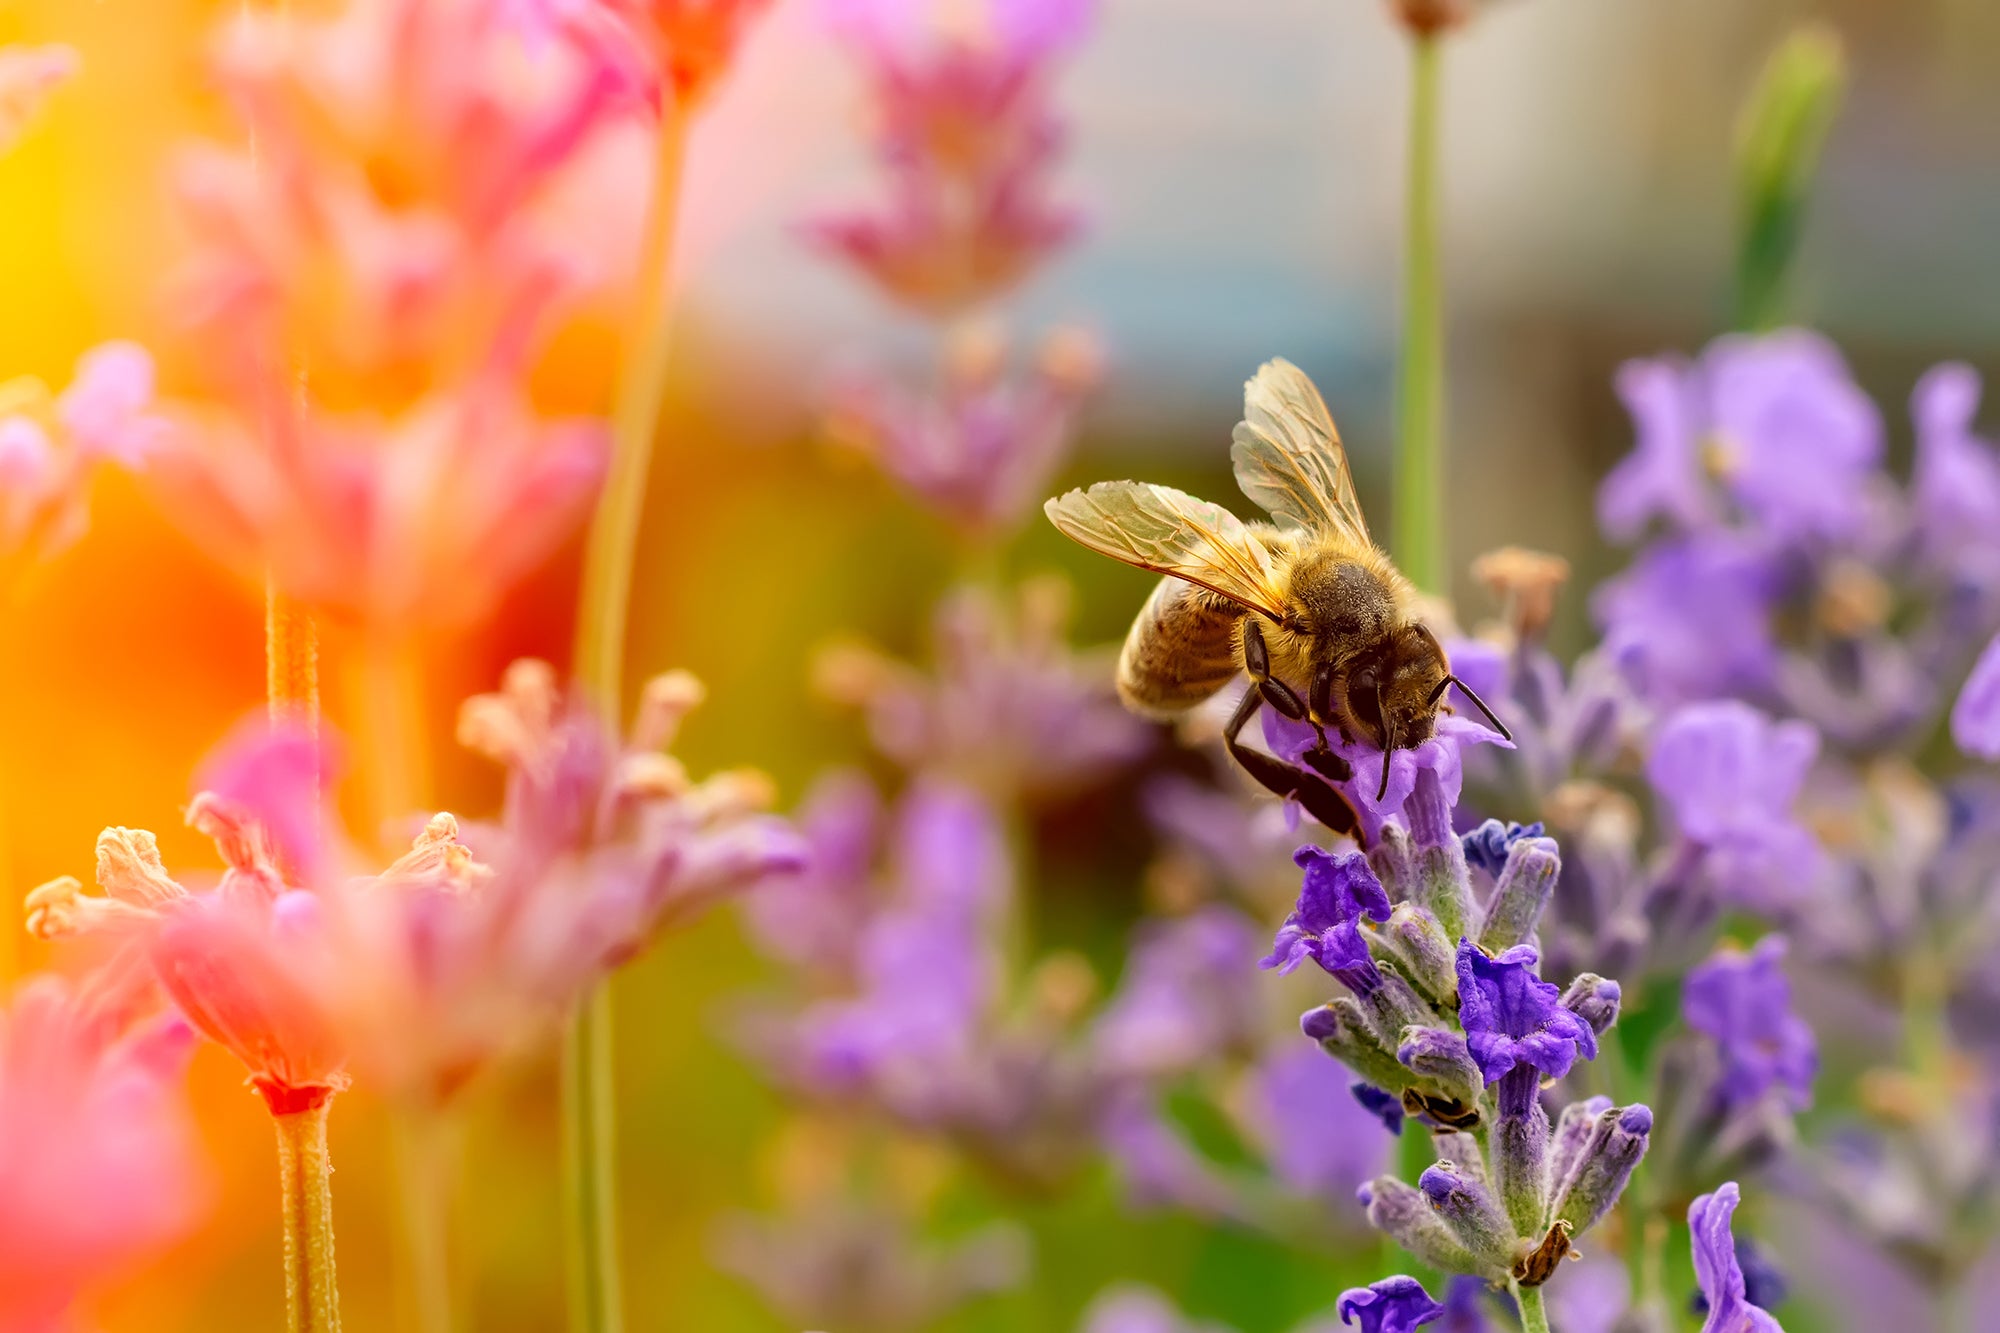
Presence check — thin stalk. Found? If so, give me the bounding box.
[562,99,694,1333]
[562,987,622,1333]
[1511,1280,1551,1333]
[275,1102,343,1333]
[1392,33,1446,595]
[392,1104,456,1333]
[267,580,320,725]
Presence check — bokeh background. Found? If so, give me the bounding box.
[3,0,1998,1328]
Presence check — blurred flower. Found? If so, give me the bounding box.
[0,980,205,1329]
[1093,906,1261,1078]
[1681,938,1816,1115]
[1,342,166,573]
[1077,1284,1236,1333]
[825,322,1102,536]
[1240,1041,1393,1203]
[814,578,1149,803]
[151,384,605,631]
[1911,364,2000,574]
[1689,1182,1785,1332]
[507,0,774,106]
[808,0,1091,313]
[1644,701,1824,913]
[1951,631,2000,761]
[1335,1276,1446,1333]
[1594,534,1780,710]
[0,43,75,154]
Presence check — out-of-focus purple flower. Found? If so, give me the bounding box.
[1544,1258,1630,1333]
[1689,1182,1785,1332]
[826,324,1101,535]
[1335,1275,1447,1333]
[1239,1043,1393,1201]
[809,0,1092,313]
[1076,1283,1234,1333]
[815,579,1149,803]
[0,980,206,1330]
[1911,363,2000,565]
[1593,534,1780,709]
[739,770,883,973]
[1644,701,1824,912]
[1951,631,2000,761]
[1682,937,1816,1114]
[1454,941,1597,1086]
[1099,1088,1249,1222]
[1094,907,1261,1078]
[1259,848,1391,991]
[1599,354,1711,541]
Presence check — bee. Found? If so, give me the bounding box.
[1044,358,1507,838]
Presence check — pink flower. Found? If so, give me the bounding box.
[0,342,166,571]
[0,43,76,155]
[149,383,605,631]
[506,0,775,107]
[0,979,205,1329]
[826,323,1100,535]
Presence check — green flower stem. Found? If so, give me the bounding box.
[1393,32,1446,596]
[275,1101,343,1333]
[392,1104,456,1333]
[1512,1279,1552,1333]
[563,100,693,1333]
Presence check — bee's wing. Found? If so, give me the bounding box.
[1230,358,1372,544]
[1044,481,1286,619]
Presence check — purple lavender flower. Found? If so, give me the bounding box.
[1682,937,1816,1113]
[1335,1276,1446,1333]
[1351,1082,1406,1137]
[1454,941,1597,1086]
[1599,353,1712,541]
[1593,533,1780,708]
[1077,1284,1233,1333]
[1645,701,1824,912]
[1261,710,1512,843]
[1259,848,1391,992]
[1461,820,1545,877]
[1241,1043,1394,1200]
[1950,631,2000,761]
[1911,363,2000,565]
[739,770,882,973]
[1689,1182,1785,1332]
[1094,907,1261,1078]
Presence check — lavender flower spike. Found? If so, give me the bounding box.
[1261,847,1391,995]
[1689,1182,1784,1332]
[1454,942,1597,1088]
[1951,631,2000,761]
[1335,1276,1447,1333]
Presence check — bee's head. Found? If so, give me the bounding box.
[1348,626,1450,754]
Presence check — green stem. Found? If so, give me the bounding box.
[1512,1279,1552,1333]
[562,92,692,1333]
[275,1102,343,1333]
[563,988,622,1333]
[1393,33,1446,596]
[392,1104,456,1333]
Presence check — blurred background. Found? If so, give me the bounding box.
[2,0,1998,1328]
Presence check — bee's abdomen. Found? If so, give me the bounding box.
[1116,576,1245,717]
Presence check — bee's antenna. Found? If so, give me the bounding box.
[1375,679,1394,803]
[1447,675,1512,742]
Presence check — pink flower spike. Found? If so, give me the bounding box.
[57,341,163,467]
[0,979,206,1329]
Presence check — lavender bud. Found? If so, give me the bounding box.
[1414,839,1474,945]
[1360,964,1445,1047]
[1547,1095,1614,1190]
[1302,1001,1413,1095]
[1492,1068,1553,1236]
[1398,1026,1484,1109]
[1359,1175,1501,1279]
[1368,823,1419,903]
[1431,1131,1486,1183]
[1406,766,1455,850]
[1376,902,1459,1009]
[1552,1103,1653,1237]
[1418,1161,1521,1272]
[1476,837,1561,953]
[1561,974,1622,1037]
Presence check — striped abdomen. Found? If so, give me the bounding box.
[1116,575,1245,717]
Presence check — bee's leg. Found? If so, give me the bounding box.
[1302,661,1349,780]
[1222,686,1362,839]
[1242,619,1308,720]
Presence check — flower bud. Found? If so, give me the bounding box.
[1360,963,1444,1047]
[1376,902,1459,1009]
[1561,974,1623,1037]
[1398,1026,1484,1109]
[1413,839,1474,945]
[1492,1070,1552,1236]
[1418,1161,1520,1272]
[1301,1001,1411,1095]
[1477,836,1561,953]
[1368,822,1419,903]
[1358,1175,1500,1279]
[1547,1095,1613,1190]
[1551,1103,1653,1237]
